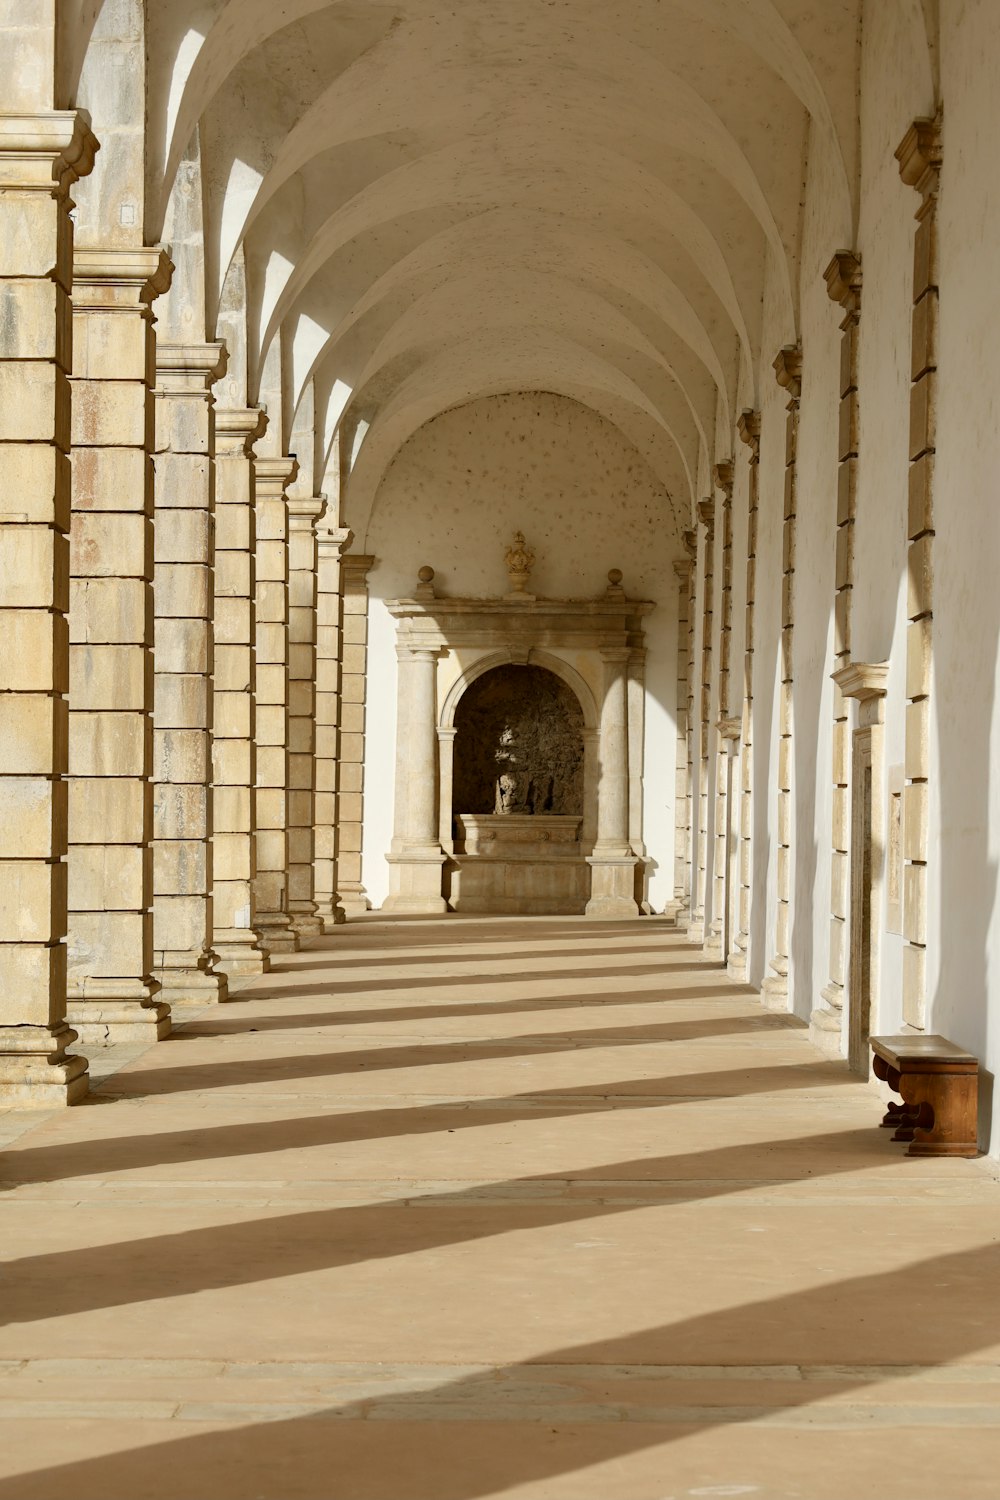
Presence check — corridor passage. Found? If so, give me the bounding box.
[2,918,1000,1498]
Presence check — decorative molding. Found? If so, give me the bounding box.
[824,250,863,317]
[832,661,889,702]
[896,111,943,197]
[737,410,761,455]
[773,345,803,401]
[713,460,734,496]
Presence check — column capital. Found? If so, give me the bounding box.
[599,645,632,665]
[73,246,174,308]
[824,250,863,320]
[0,111,98,190]
[896,112,943,201]
[697,497,715,535]
[832,660,889,702]
[682,527,698,559]
[673,557,693,582]
[216,406,268,455]
[713,459,734,497]
[737,409,761,459]
[254,455,299,494]
[318,525,354,557]
[155,341,228,392]
[773,344,803,401]
[341,553,376,581]
[287,494,328,529]
[399,642,440,664]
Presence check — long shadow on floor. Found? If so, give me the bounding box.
[3,1236,998,1499]
[265,959,720,989]
[281,941,707,970]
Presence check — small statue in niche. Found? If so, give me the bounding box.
[493,724,556,814]
[504,531,536,599]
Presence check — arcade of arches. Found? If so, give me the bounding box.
[3,1,1000,1495]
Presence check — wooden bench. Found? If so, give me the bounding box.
[870,1035,979,1157]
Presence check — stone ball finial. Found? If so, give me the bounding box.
[607,568,623,587]
[418,565,435,583]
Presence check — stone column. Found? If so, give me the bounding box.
[690,498,715,944]
[286,496,326,941]
[0,113,96,1102]
[763,349,802,1005]
[586,647,639,918]
[812,251,863,1051]
[152,342,229,1006]
[667,556,694,924]
[336,553,375,917]
[385,643,447,913]
[254,456,299,953]
[314,524,352,929]
[627,647,651,913]
[730,411,761,983]
[896,114,942,1030]
[708,462,734,956]
[211,407,269,977]
[65,246,172,1045]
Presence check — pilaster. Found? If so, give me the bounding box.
[254,455,300,953]
[708,460,734,957]
[585,646,639,918]
[667,554,694,924]
[286,494,327,940]
[336,553,375,917]
[211,407,269,977]
[762,349,802,1007]
[152,341,230,1005]
[66,244,173,1045]
[0,113,97,1102]
[896,113,942,1030]
[384,642,448,914]
[314,525,353,928]
[813,250,863,1049]
[690,497,715,944]
[730,412,761,983]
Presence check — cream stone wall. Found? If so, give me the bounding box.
[361,392,679,912]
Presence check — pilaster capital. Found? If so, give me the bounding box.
[697,497,715,535]
[0,111,98,191]
[72,246,174,308]
[215,406,268,456]
[341,553,376,583]
[773,344,803,401]
[682,527,698,559]
[737,410,761,458]
[896,112,943,201]
[824,250,863,320]
[287,494,328,530]
[717,715,742,743]
[155,341,228,392]
[255,455,300,496]
[832,660,889,702]
[673,557,694,582]
[600,646,632,666]
[713,459,735,497]
[398,642,440,664]
[318,525,354,558]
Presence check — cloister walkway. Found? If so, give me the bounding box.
[2,916,1000,1498]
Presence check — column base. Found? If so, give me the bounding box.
[0,1026,89,1107]
[212,929,271,978]
[384,851,447,914]
[585,854,640,919]
[66,989,171,1046]
[761,957,789,1010]
[157,964,231,1007]
[289,913,325,941]
[687,918,705,945]
[728,949,750,984]
[704,927,724,957]
[338,889,371,919]
[315,898,348,930]
[810,992,845,1058]
[257,915,301,954]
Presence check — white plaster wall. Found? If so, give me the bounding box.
[361,392,680,911]
[930,0,1000,1151]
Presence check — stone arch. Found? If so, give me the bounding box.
[440,649,599,736]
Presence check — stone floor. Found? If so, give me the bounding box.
[2,916,1000,1499]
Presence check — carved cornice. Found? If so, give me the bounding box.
[896,112,943,200]
[255,455,300,494]
[696,498,715,534]
[832,661,889,701]
[824,251,863,317]
[673,557,694,582]
[717,715,742,742]
[341,553,376,581]
[155,341,228,393]
[215,406,268,455]
[287,494,327,528]
[682,527,698,559]
[773,345,803,402]
[737,410,761,458]
[713,460,734,498]
[317,525,354,557]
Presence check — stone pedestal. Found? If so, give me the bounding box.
[66,245,173,1045]
[0,112,97,1102]
[585,647,638,918]
[211,408,269,977]
[152,342,230,1005]
[253,456,299,953]
[286,496,326,940]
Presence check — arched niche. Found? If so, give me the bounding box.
[453,663,585,818]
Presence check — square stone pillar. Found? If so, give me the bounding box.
[66,246,173,1045]
[336,554,375,917]
[254,456,299,953]
[286,495,326,940]
[314,525,352,929]
[211,408,269,977]
[152,343,230,1005]
[731,412,761,984]
[0,113,96,1103]
[667,555,694,923]
[690,498,715,944]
